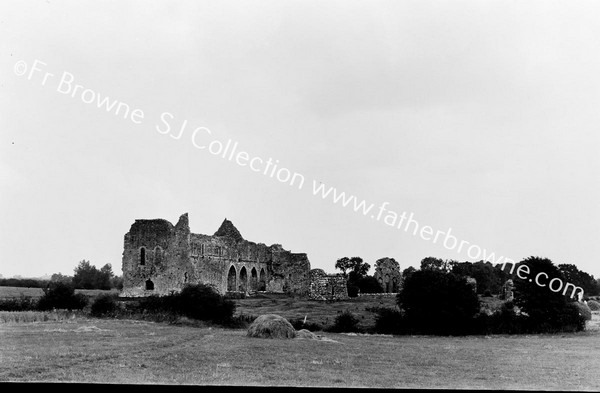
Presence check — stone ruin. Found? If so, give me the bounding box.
[308,269,349,300]
[373,257,402,293]
[465,276,477,293]
[501,279,514,301]
[121,213,311,297]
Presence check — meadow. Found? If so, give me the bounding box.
[0,286,119,299]
[1,316,600,389]
[1,286,599,388]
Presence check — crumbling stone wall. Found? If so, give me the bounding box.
[121,213,311,297]
[308,269,349,300]
[373,257,402,293]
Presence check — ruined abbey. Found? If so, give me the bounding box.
[121,213,347,298]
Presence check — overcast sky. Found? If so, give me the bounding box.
[1,0,599,279]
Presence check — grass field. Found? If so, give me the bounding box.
[2,287,599,388]
[1,316,600,389]
[234,293,398,329]
[0,286,118,299]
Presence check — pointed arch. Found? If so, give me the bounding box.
[239,266,248,292]
[258,268,266,291]
[145,279,154,290]
[227,265,237,292]
[250,267,258,291]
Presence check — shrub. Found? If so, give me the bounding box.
[327,310,361,333]
[356,276,383,294]
[91,294,118,316]
[573,302,592,321]
[372,307,404,334]
[587,300,600,311]
[397,270,481,335]
[0,295,37,311]
[134,284,236,324]
[37,282,88,311]
[173,284,236,323]
[483,289,493,297]
[483,302,530,334]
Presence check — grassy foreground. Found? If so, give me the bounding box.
[1,316,600,389]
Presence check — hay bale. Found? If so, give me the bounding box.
[247,314,296,339]
[295,329,318,340]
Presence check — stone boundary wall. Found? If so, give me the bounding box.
[358,292,399,297]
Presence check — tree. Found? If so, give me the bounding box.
[558,264,600,297]
[420,257,449,272]
[72,260,114,290]
[402,266,417,281]
[335,257,371,297]
[450,260,503,295]
[50,273,73,285]
[514,257,585,332]
[98,264,114,290]
[111,276,124,290]
[335,257,370,278]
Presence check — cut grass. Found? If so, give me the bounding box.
[0,286,117,300]
[1,317,600,389]
[0,310,84,323]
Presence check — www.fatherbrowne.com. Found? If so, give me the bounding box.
[15,58,583,300]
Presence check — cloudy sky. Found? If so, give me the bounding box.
[1,0,599,279]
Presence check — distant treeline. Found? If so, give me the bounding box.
[1,260,123,290]
[0,278,48,288]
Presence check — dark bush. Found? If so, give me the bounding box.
[173,284,236,323]
[326,310,361,333]
[0,295,37,311]
[483,290,493,297]
[91,294,118,316]
[134,284,236,324]
[356,276,383,294]
[37,282,88,310]
[398,270,481,335]
[484,302,530,334]
[347,285,359,298]
[372,307,404,334]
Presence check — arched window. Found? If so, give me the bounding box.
[258,268,266,291]
[140,247,146,265]
[250,267,258,291]
[227,266,237,292]
[145,279,154,290]
[239,267,248,292]
[154,246,162,264]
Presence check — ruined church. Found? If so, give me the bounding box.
[121,213,314,297]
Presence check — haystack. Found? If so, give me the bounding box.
[295,329,318,340]
[247,314,296,339]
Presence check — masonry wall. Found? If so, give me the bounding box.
[121,214,192,297]
[308,269,349,300]
[121,213,311,297]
